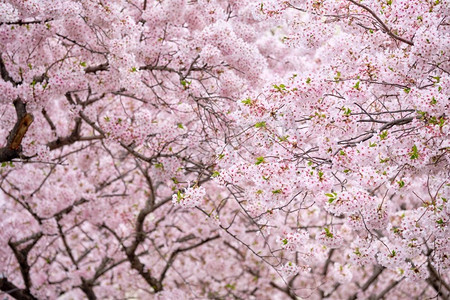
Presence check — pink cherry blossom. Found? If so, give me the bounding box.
[0,0,448,299]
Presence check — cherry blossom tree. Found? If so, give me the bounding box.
[0,0,449,299]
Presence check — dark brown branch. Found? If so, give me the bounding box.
[0,100,34,162]
[56,220,78,267]
[10,114,33,150]
[51,198,90,220]
[347,0,413,46]
[322,249,335,276]
[84,63,109,74]
[374,278,402,299]
[8,233,43,295]
[123,210,162,291]
[0,19,53,26]
[338,116,415,146]
[125,249,162,292]
[0,55,17,84]
[349,266,385,300]
[270,281,296,300]
[79,279,97,300]
[158,234,220,285]
[120,179,166,292]
[427,263,450,298]
[42,109,57,132]
[0,277,37,300]
[47,118,82,150]
[223,240,245,259]
[55,33,106,55]
[0,56,34,161]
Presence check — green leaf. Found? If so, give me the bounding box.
[211,171,220,178]
[273,84,286,92]
[241,98,252,105]
[325,192,337,203]
[318,170,324,179]
[403,87,411,93]
[417,110,427,119]
[255,156,265,165]
[177,123,184,129]
[379,130,388,140]
[306,77,311,84]
[278,135,289,142]
[324,227,333,238]
[429,116,438,125]
[409,144,419,160]
[225,283,236,290]
[180,79,191,88]
[272,189,281,194]
[176,190,183,203]
[334,71,341,81]
[80,61,87,67]
[397,180,405,188]
[353,81,360,90]
[343,107,351,116]
[255,121,266,128]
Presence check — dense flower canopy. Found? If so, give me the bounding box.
[0,0,449,299]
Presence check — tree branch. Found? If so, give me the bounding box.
[8,233,43,296]
[347,0,413,46]
[349,266,385,300]
[0,277,37,300]
[0,57,34,162]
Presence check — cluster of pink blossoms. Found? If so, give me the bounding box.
[172,185,206,208]
[0,0,448,299]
